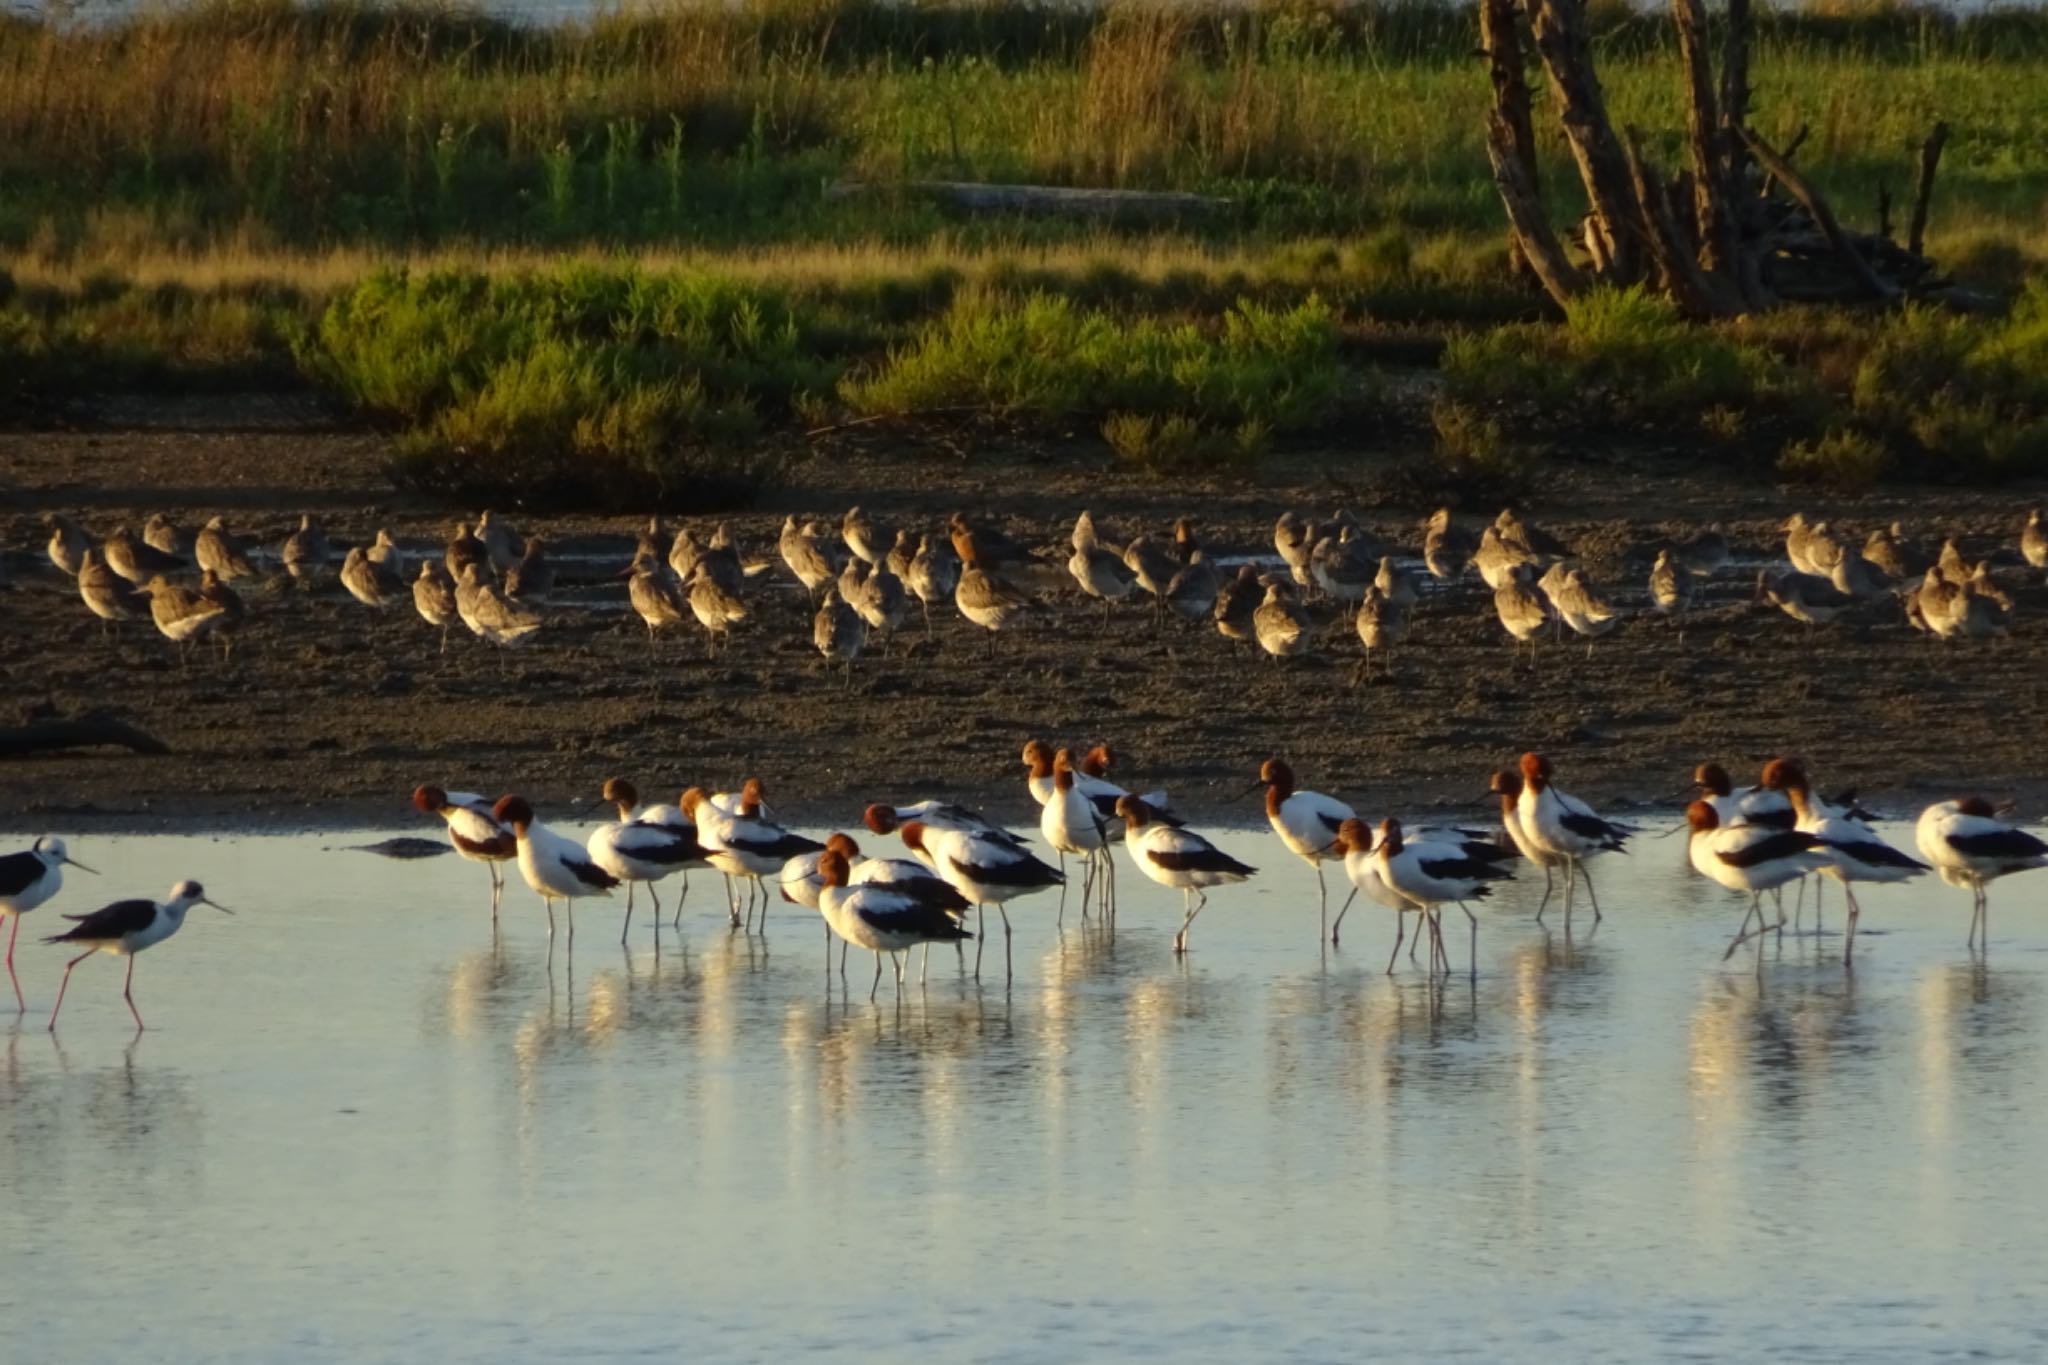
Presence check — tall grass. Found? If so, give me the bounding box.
[3,0,2045,261]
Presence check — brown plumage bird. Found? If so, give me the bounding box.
[196,516,257,582]
[1214,564,1261,643]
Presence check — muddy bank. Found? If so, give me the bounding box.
[4,415,2047,836]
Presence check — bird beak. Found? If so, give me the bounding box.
[1235,778,1267,799]
[203,898,234,915]
[64,855,98,874]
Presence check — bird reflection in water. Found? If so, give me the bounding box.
[1919,958,2032,1074]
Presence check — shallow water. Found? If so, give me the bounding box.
[3,821,2046,1362]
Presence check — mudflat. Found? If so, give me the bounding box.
[5,411,2044,833]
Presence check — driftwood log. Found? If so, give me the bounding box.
[0,715,169,758]
[1480,0,1964,315]
[826,180,1231,221]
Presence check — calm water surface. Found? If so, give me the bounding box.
[2,823,2045,1362]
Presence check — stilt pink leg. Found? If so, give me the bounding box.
[5,913,22,1013]
[123,956,144,1031]
[47,950,94,1031]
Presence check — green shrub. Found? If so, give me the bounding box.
[841,291,1341,436]
[1102,411,1267,471]
[1778,427,1894,489]
[1849,285,2048,477]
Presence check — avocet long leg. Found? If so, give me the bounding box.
[1461,902,1478,983]
[1330,888,1358,946]
[1843,885,1862,967]
[1578,861,1602,923]
[1386,912,1406,975]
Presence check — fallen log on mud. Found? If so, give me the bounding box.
[0,714,169,758]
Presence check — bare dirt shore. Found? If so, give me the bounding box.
[5,403,2046,835]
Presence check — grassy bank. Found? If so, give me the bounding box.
[6,1,2048,501]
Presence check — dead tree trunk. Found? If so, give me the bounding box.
[1477,0,1957,314]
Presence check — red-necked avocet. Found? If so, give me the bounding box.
[1042,754,1119,920]
[1369,817,1513,982]
[1488,769,1571,919]
[815,848,972,1001]
[787,832,974,977]
[1691,762,1794,831]
[1916,798,2048,951]
[1762,761,1927,963]
[1329,820,1428,965]
[899,820,1062,980]
[412,785,516,920]
[1515,752,1631,927]
[1249,757,1354,941]
[44,879,230,1032]
[493,795,618,939]
[685,780,825,932]
[588,777,707,942]
[1329,815,1515,946]
[862,801,1024,851]
[1114,797,1255,954]
[1685,801,1829,960]
[0,836,96,1012]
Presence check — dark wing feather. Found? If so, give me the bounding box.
[563,854,621,890]
[45,898,159,943]
[1716,831,1822,870]
[856,901,972,941]
[731,830,826,860]
[1149,844,1257,877]
[1560,811,1630,847]
[621,824,708,865]
[1949,828,2048,860]
[0,849,43,898]
[1832,838,1929,871]
[1417,855,1514,884]
[952,851,1063,889]
[451,830,516,860]
[1315,810,1346,835]
[1455,838,1517,864]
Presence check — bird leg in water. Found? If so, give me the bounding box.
[1385,913,1406,975]
[1330,887,1359,946]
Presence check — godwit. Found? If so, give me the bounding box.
[1863,523,1926,580]
[102,526,183,584]
[2023,511,2048,573]
[44,879,230,1032]
[904,534,960,635]
[1830,545,1892,600]
[779,514,839,601]
[1252,579,1309,661]
[476,510,524,574]
[683,564,748,657]
[504,535,554,603]
[1678,526,1729,576]
[587,777,705,941]
[1214,564,1261,643]
[954,555,1035,656]
[1783,513,1841,578]
[1124,530,1179,623]
[76,549,149,637]
[1549,567,1620,655]
[815,848,972,1000]
[282,514,329,587]
[1756,566,1854,629]
[341,545,403,608]
[1649,549,1692,621]
[842,505,894,568]
[1493,562,1549,660]
[1686,801,1829,959]
[1353,584,1407,681]
[445,521,489,582]
[899,820,1061,980]
[1273,512,1316,589]
[1473,525,1536,592]
[412,785,516,919]
[623,548,686,650]
[1068,511,1138,624]
[1916,798,2048,950]
[1370,817,1511,981]
[494,795,617,939]
[412,561,461,652]
[1374,556,1419,612]
[1423,508,1474,582]
[142,512,190,560]
[1250,758,1353,940]
[1164,524,1220,625]
[1308,524,1376,603]
[196,570,246,661]
[1495,508,1569,561]
[813,587,866,683]
[0,836,96,1011]
[1515,751,1630,926]
[138,575,228,663]
[455,562,544,652]
[366,528,408,581]
[1114,797,1255,954]
[1766,760,1927,963]
[195,515,257,582]
[841,558,909,640]
[44,513,90,576]
[685,780,824,930]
